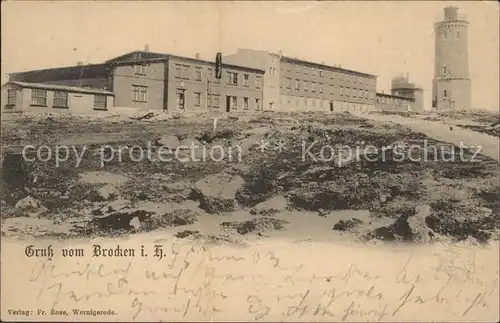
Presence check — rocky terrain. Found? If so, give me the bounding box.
[1,110,499,245]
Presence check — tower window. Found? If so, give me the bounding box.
[443,90,448,98]
[443,66,448,75]
[457,31,460,39]
[443,30,448,40]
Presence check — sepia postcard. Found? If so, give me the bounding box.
[1,0,499,322]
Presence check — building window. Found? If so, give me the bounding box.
[182,65,191,80]
[231,96,238,109]
[134,64,147,75]
[133,85,147,102]
[286,78,292,89]
[319,84,323,93]
[227,72,238,85]
[53,91,68,108]
[94,95,107,110]
[31,89,47,106]
[255,76,262,89]
[296,66,300,73]
[340,87,344,96]
[244,74,249,87]
[311,82,316,92]
[212,94,220,108]
[295,79,299,90]
[304,81,309,91]
[319,70,324,77]
[175,64,182,78]
[255,98,261,110]
[7,89,16,105]
[243,97,249,110]
[195,68,202,81]
[194,92,201,106]
[304,67,308,74]
[312,69,316,77]
[346,88,350,96]
[329,85,334,94]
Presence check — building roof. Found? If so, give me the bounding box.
[280,56,377,78]
[376,92,415,101]
[7,81,114,95]
[8,63,110,83]
[107,50,266,73]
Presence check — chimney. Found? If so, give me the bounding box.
[76,61,84,66]
[144,44,150,52]
[195,53,201,60]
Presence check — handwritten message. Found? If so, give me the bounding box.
[1,238,499,322]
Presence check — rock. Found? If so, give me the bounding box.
[224,164,252,176]
[220,217,289,235]
[191,171,245,213]
[2,153,28,191]
[151,209,199,227]
[157,134,181,149]
[129,217,141,230]
[14,196,47,217]
[366,206,434,242]
[179,137,202,149]
[175,230,202,239]
[97,184,117,200]
[333,218,363,231]
[79,171,128,186]
[254,195,288,215]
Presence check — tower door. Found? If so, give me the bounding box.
[226,96,231,112]
[176,89,185,110]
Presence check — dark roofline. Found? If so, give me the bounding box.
[8,63,109,76]
[376,92,415,101]
[434,20,469,25]
[392,85,424,91]
[7,81,114,95]
[105,50,168,63]
[110,54,265,74]
[280,56,377,78]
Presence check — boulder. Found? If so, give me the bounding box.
[157,135,181,149]
[253,195,288,215]
[220,217,288,235]
[97,184,118,201]
[191,171,245,213]
[179,137,202,149]
[366,205,434,242]
[14,196,48,217]
[333,218,363,231]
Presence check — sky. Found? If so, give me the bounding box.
[2,1,499,111]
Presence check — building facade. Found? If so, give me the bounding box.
[8,48,265,114]
[376,92,414,112]
[390,75,424,112]
[1,81,114,114]
[432,6,471,111]
[223,49,378,113]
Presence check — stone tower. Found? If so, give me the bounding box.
[432,6,471,111]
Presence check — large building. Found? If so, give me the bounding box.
[223,49,378,113]
[432,6,471,111]
[5,47,265,113]
[390,75,424,112]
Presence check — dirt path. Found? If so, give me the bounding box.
[363,113,499,162]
